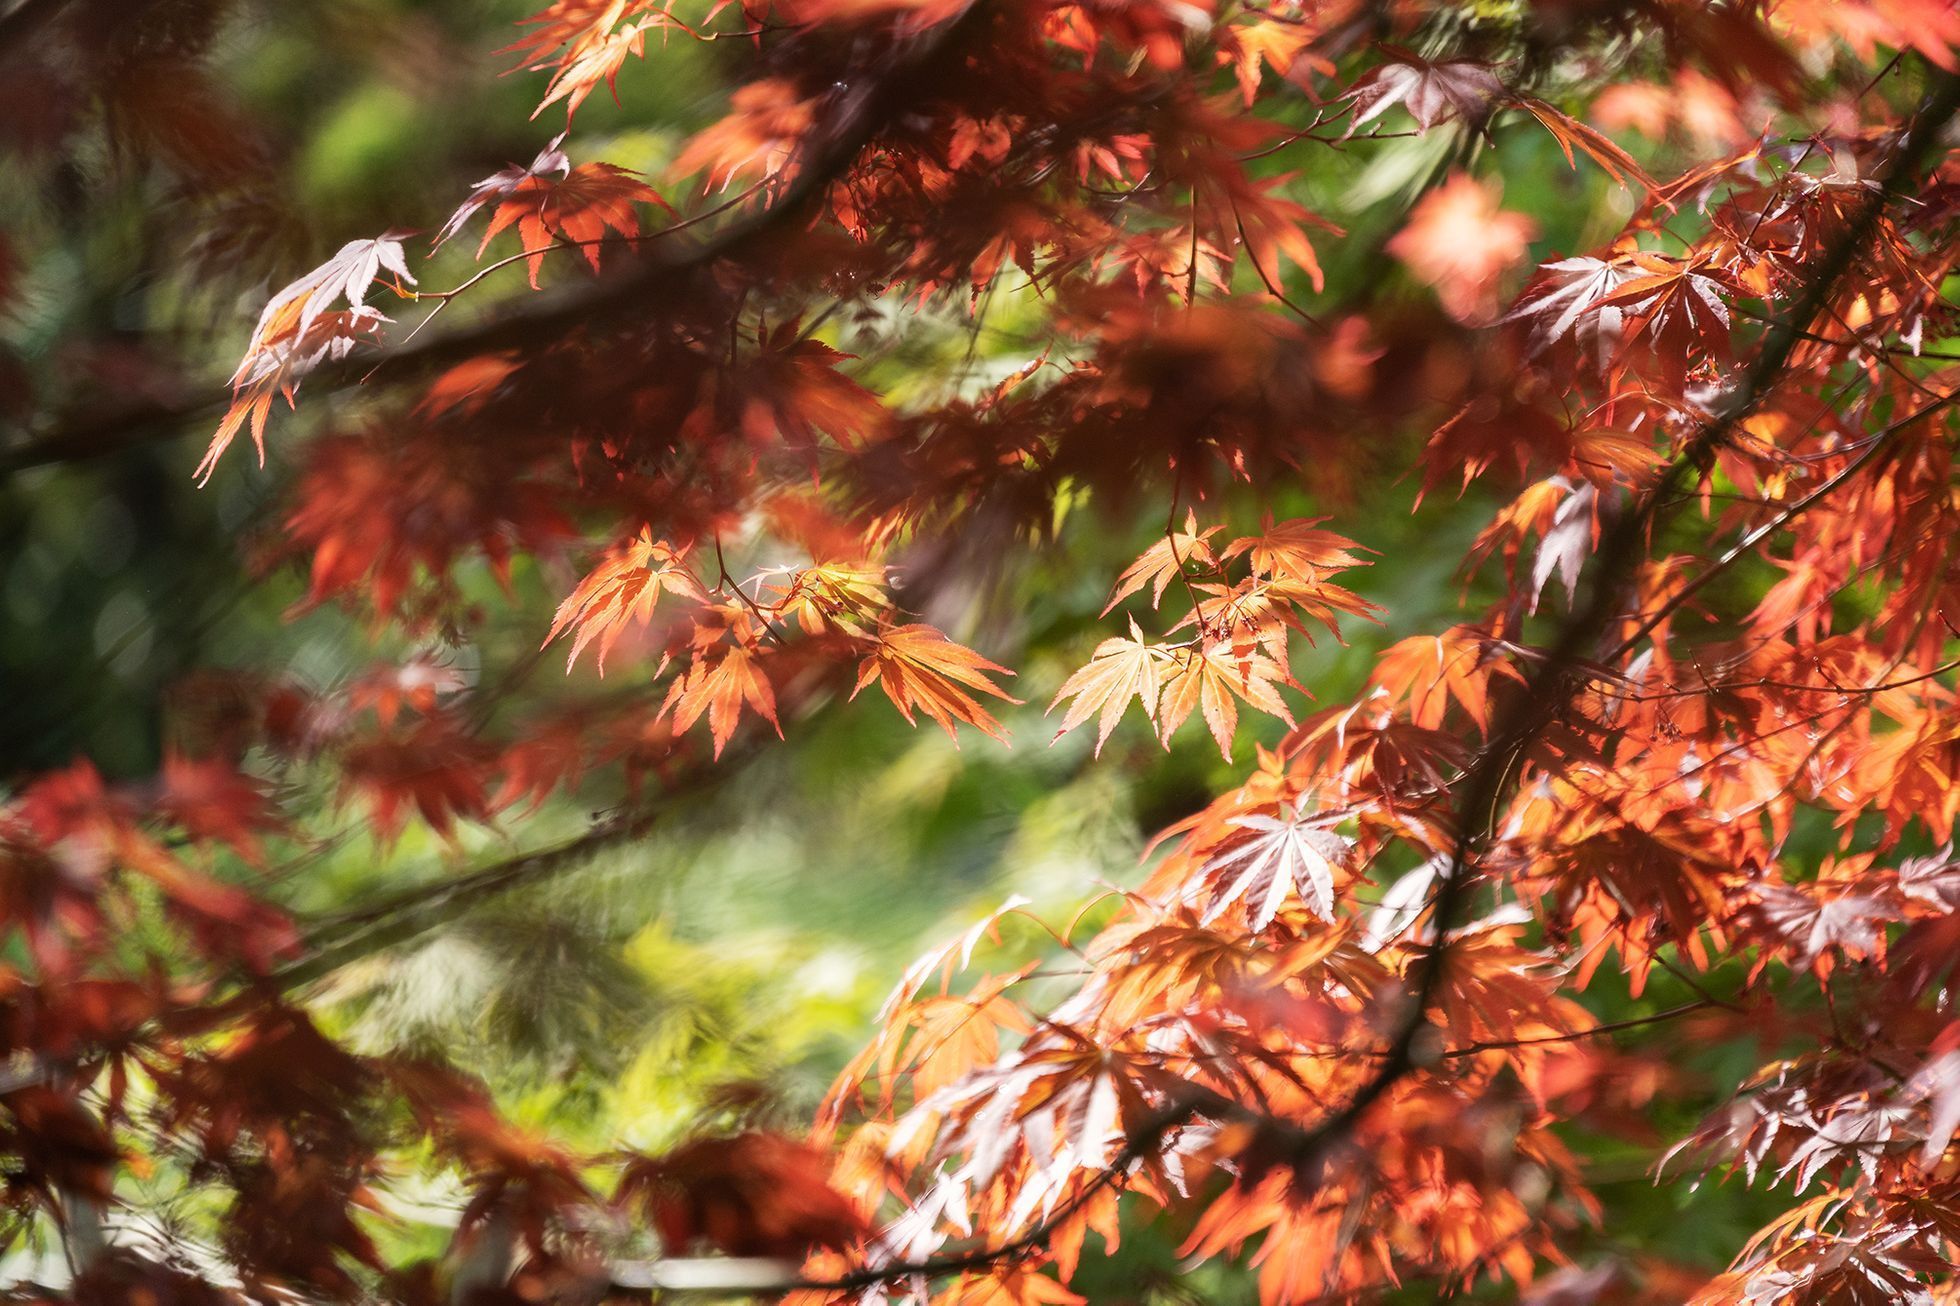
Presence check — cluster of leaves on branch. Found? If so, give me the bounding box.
[12,0,1960,1302]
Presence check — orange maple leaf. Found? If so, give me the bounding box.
[1157,640,1296,760]
[502,0,678,122]
[1048,620,1166,755]
[1103,512,1222,615]
[661,645,783,759]
[547,530,706,673]
[438,138,672,286]
[853,624,1019,744]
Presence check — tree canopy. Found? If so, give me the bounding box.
[6,0,1960,1303]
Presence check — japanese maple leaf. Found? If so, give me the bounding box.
[1895,882,1960,1001]
[1514,98,1656,191]
[502,0,672,122]
[1342,45,1507,134]
[673,79,816,194]
[1216,16,1328,106]
[433,133,573,249]
[1731,1226,1947,1306]
[918,1024,1156,1201]
[1565,426,1668,487]
[348,655,469,727]
[737,329,887,450]
[243,235,416,357]
[1103,225,1231,297]
[198,235,415,483]
[1227,172,1336,293]
[1751,884,1901,976]
[1102,512,1221,615]
[509,162,667,283]
[1774,1095,1916,1192]
[617,1132,865,1258]
[1387,172,1538,324]
[1906,1047,1960,1165]
[282,422,577,619]
[1504,253,1638,362]
[662,645,782,758]
[199,307,390,485]
[1848,710,1960,844]
[1367,627,1524,735]
[157,754,283,866]
[940,1268,1085,1306]
[1197,798,1351,929]
[1773,0,1960,75]
[767,561,890,636]
[1293,700,1471,805]
[438,146,670,286]
[1431,927,1589,1053]
[1156,640,1295,760]
[854,624,1019,744]
[1047,620,1167,755]
[1595,250,1736,381]
[548,529,705,673]
[945,114,1014,172]
[868,894,1034,1020]
[338,718,492,845]
[0,805,115,975]
[490,721,589,815]
[838,970,1033,1112]
[1174,576,1297,666]
[1899,846,1960,910]
[1221,517,1372,585]
[1529,478,1596,613]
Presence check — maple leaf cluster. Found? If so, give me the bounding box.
[12,0,1960,1302]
